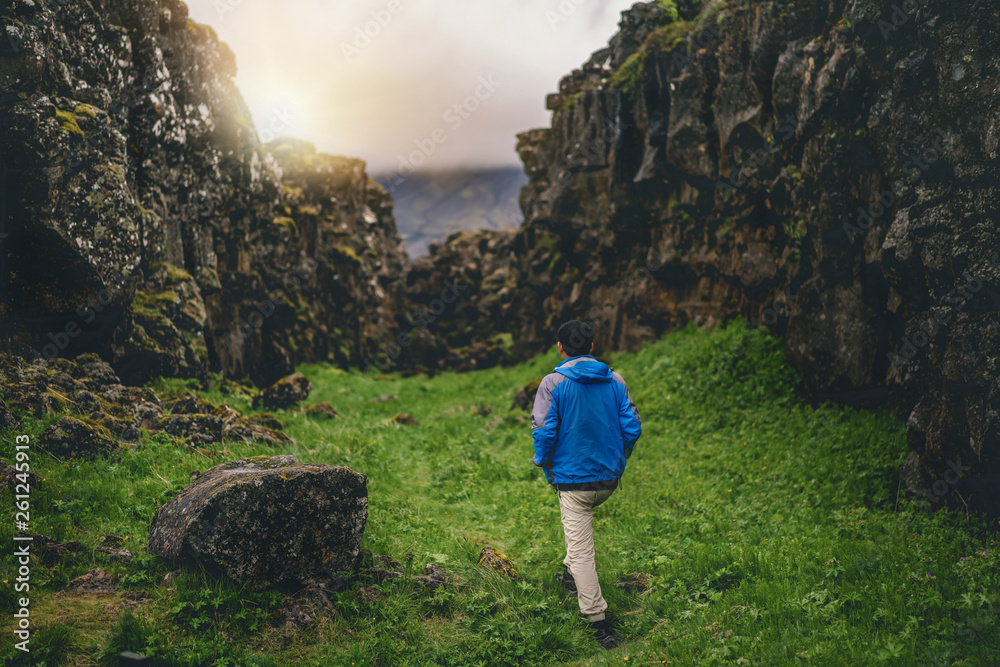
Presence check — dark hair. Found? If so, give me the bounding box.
[558,320,594,357]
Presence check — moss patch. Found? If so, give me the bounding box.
[55,108,85,140]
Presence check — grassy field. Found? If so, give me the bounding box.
[2,321,999,666]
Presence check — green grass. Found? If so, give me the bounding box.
[2,321,999,665]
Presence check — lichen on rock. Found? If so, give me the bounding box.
[148,455,368,588]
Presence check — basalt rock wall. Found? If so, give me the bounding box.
[408,0,1000,517]
[0,0,409,387]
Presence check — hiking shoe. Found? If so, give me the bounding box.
[590,618,618,649]
[555,566,578,597]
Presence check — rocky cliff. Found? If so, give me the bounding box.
[408,0,1000,516]
[0,0,409,387]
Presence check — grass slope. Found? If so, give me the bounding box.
[2,321,999,666]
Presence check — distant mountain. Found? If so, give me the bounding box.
[373,168,528,258]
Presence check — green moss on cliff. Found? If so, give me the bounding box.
[331,245,362,264]
[656,0,681,21]
[55,108,85,140]
[134,290,179,311]
[610,49,648,102]
[73,104,97,119]
[650,19,696,53]
[272,217,298,234]
[154,262,194,285]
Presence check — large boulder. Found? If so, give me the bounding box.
[148,455,367,588]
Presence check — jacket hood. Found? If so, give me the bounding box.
[554,355,613,384]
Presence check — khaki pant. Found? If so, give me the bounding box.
[558,488,615,622]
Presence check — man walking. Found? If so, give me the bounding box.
[531,320,642,649]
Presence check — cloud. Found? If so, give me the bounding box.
[184,0,637,173]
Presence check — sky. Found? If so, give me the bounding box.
[184,0,640,175]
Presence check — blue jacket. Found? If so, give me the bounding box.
[531,355,642,485]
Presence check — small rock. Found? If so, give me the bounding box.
[359,568,403,585]
[511,378,543,411]
[0,397,21,431]
[96,547,134,563]
[133,402,163,429]
[615,573,652,592]
[74,355,121,388]
[477,547,521,580]
[412,563,453,591]
[253,372,312,410]
[247,412,285,430]
[392,413,419,426]
[71,390,103,414]
[304,402,339,420]
[154,413,223,443]
[122,590,150,608]
[70,567,117,594]
[355,586,385,605]
[304,587,337,613]
[213,404,292,446]
[372,394,397,403]
[375,554,402,569]
[278,601,314,629]
[40,416,116,459]
[164,390,215,415]
[42,541,84,567]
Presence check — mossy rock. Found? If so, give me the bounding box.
[154,413,224,441]
[213,404,292,446]
[134,290,179,311]
[164,390,216,415]
[54,108,86,140]
[253,373,313,410]
[40,416,117,459]
[392,413,419,426]
[477,546,521,580]
[148,455,368,588]
[151,261,195,285]
[73,104,98,119]
[304,402,339,421]
[511,378,543,411]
